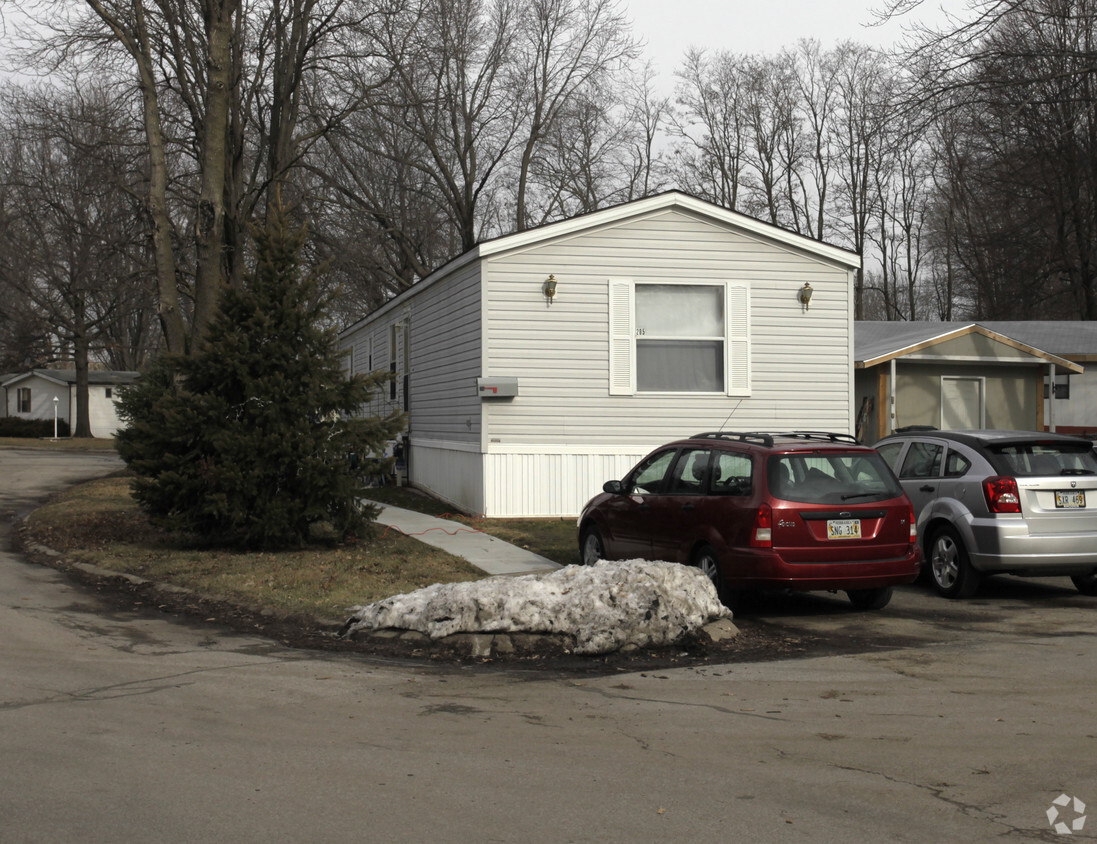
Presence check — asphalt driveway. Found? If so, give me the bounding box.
[3,448,1097,842]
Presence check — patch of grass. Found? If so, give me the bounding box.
[0,437,117,452]
[361,485,463,518]
[362,485,579,566]
[474,518,578,567]
[26,476,482,619]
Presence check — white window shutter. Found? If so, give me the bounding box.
[727,284,751,396]
[608,280,635,395]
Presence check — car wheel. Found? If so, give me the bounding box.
[1071,571,1097,596]
[692,543,731,605]
[846,587,893,610]
[579,526,605,566]
[928,525,981,598]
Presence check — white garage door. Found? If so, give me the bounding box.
[941,376,985,429]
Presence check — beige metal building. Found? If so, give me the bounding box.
[854,323,1084,444]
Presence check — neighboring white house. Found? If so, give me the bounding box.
[339,191,862,517]
[1,369,139,437]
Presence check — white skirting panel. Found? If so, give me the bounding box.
[483,451,645,518]
[409,440,485,515]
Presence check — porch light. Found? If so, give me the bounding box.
[798,282,813,310]
[543,274,558,304]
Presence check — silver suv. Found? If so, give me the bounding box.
[874,430,1097,598]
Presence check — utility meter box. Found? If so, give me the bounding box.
[477,377,519,399]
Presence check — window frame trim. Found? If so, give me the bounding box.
[608,278,751,397]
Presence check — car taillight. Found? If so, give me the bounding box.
[908,504,917,543]
[983,476,1021,514]
[751,503,772,548]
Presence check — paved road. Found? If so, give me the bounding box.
[2,449,1096,842]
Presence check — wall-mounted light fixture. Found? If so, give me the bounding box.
[798,282,813,311]
[543,274,558,304]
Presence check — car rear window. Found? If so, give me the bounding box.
[767,452,905,504]
[987,442,1097,477]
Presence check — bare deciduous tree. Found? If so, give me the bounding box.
[511,0,639,230]
[672,48,753,210]
[0,84,154,433]
[888,0,1097,319]
[829,42,893,318]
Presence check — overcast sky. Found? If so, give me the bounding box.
[625,0,953,83]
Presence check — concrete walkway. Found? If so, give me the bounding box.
[372,504,564,577]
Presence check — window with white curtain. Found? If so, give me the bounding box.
[609,279,750,396]
[635,285,724,392]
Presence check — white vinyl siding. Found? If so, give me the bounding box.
[339,196,859,516]
[410,262,482,442]
[409,438,485,514]
[340,261,483,444]
[484,451,645,517]
[479,207,840,453]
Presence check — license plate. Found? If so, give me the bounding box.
[827,519,862,539]
[1055,491,1087,509]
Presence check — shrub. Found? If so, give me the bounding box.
[116,201,404,549]
[0,417,71,438]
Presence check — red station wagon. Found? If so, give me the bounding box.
[577,432,922,609]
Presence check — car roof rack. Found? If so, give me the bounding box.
[775,431,862,444]
[692,431,862,447]
[692,431,775,446]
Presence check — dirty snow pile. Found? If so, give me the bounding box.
[342,560,731,655]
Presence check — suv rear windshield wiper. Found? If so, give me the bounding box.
[841,492,882,500]
[1060,469,1096,476]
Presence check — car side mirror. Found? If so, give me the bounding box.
[603,480,625,495]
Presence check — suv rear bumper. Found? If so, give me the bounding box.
[721,546,922,591]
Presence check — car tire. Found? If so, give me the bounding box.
[1071,571,1097,596]
[927,525,981,598]
[579,525,605,566]
[692,543,732,606]
[846,587,893,610]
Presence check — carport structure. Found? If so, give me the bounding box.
[854,322,1082,444]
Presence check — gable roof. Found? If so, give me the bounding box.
[341,191,861,336]
[855,322,1083,373]
[475,190,861,267]
[973,321,1097,359]
[1,369,140,388]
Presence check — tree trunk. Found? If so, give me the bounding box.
[191,0,241,348]
[85,0,187,354]
[73,328,93,438]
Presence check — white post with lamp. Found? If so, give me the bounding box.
[52,395,59,439]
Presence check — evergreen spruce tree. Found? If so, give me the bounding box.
[117,201,404,548]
